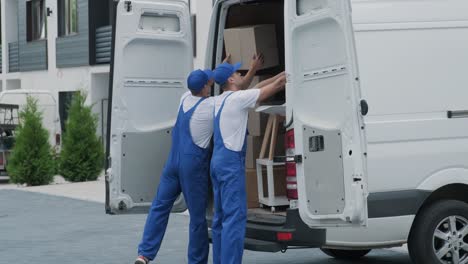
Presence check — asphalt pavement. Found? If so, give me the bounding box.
[0,189,412,264]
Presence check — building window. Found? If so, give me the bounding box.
[26,0,47,42]
[58,0,78,36]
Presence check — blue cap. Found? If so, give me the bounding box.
[187,69,214,92]
[213,62,242,85]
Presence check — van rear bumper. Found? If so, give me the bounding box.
[208,209,326,252]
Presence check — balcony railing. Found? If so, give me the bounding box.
[8,42,19,73]
[96,25,112,64]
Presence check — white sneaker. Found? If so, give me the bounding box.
[134,256,149,264]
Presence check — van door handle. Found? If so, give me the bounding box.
[274,155,303,163]
[360,99,369,116]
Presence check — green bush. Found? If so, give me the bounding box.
[7,97,54,186]
[59,91,104,182]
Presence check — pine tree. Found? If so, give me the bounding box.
[59,91,104,182]
[7,96,54,186]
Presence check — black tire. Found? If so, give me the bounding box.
[320,248,371,259]
[408,200,468,264]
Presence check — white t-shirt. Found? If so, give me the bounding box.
[214,89,261,151]
[179,91,214,148]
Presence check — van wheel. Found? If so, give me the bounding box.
[320,248,371,259]
[408,200,468,264]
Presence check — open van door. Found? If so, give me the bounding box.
[285,0,368,227]
[107,0,192,214]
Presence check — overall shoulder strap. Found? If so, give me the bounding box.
[192,96,207,111]
[216,92,235,118]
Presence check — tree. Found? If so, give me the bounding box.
[59,91,104,182]
[8,96,54,186]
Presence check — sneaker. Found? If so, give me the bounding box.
[134,256,148,264]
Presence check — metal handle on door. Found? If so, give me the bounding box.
[360,99,369,116]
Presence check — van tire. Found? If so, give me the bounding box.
[408,200,468,264]
[320,248,371,259]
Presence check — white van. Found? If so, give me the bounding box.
[106,1,468,263]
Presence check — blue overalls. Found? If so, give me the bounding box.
[210,92,248,264]
[138,96,210,264]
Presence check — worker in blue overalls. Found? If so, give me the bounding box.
[211,57,287,264]
[135,69,215,264]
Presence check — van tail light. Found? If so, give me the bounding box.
[277,232,293,241]
[285,129,298,200]
[285,128,295,149]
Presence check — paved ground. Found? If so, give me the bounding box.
[0,175,106,203]
[0,189,412,264]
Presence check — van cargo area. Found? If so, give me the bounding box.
[207,0,326,252]
[223,0,288,212]
[224,0,285,104]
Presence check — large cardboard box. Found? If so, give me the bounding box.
[224,24,279,70]
[246,167,287,209]
[245,135,262,169]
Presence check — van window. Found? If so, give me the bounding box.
[297,0,328,16]
[138,13,181,33]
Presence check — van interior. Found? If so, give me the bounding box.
[211,0,290,218]
[224,0,285,103]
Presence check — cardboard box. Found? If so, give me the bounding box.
[245,167,287,209]
[247,74,273,136]
[224,24,279,70]
[247,110,268,137]
[245,135,262,169]
[246,168,260,208]
[268,167,286,197]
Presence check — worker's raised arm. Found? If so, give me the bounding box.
[255,71,285,89]
[257,73,286,103]
[240,53,264,90]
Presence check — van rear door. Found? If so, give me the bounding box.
[285,0,368,227]
[107,0,192,214]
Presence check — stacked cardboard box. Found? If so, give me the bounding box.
[245,74,284,169]
[246,75,273,144]
[244,82,286,208]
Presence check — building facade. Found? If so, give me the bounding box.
[0,0,213,147]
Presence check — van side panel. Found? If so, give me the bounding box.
[353,0,468,194]
[326,0,468,246]
[325,216,412,248]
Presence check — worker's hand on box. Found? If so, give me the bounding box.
[223,54,232,64]
[250,53,264,72]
